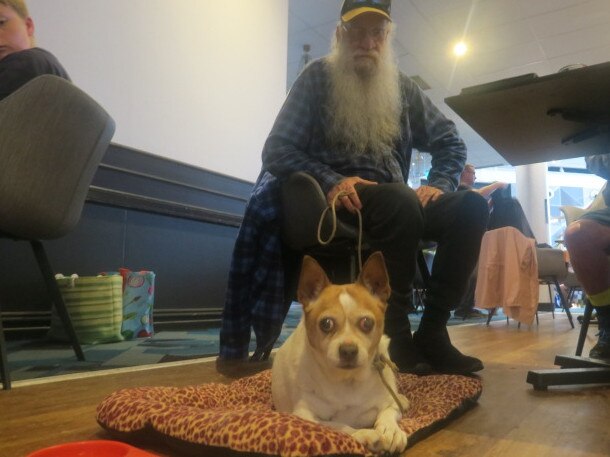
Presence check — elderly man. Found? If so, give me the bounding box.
[0,0,69,100]
[459,163,508,198]
[564,153,610,360]
[220,0,489,375]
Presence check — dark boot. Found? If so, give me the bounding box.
[385,296,431,375]
[388,331,432,375]
[589,306,610,360]
[413,326,483,374]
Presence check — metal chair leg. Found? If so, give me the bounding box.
[566,288,572,307]
[30,240,85,361]
[576,298,594,356]
[413,249,431,314]
[486,308,496,326]
[416,250,431,286]
[0,307,11,390]
[553,278,574,328]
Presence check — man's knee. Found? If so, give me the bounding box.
[361,183,423,224]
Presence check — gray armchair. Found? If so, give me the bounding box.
[237,172,435,363]
[0,75,115,389]
[536,247,574,327]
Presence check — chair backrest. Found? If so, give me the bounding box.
[536,247,568,281]
[0,75,115,240]
[559,205,586,227]
[585,182,607,212]
[560,182,608,227]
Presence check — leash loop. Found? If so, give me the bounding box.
[316,190,363,272]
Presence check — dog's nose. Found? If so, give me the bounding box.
[339,343,358,363]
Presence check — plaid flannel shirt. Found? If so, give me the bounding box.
[219,58,467,359]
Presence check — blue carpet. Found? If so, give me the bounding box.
[6,306,299,382]
[6,304,568,383]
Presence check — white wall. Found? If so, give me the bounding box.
[28,0,289,182]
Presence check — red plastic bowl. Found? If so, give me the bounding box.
[25,440,159,457]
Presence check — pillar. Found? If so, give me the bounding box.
[515,163,550,244]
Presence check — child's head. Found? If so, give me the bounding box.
[0,0,34,61]
[0,1,29,20]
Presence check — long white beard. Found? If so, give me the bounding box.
[327,35,402,160]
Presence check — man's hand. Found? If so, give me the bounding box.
[415,185,443,207]
[327,177,377,213]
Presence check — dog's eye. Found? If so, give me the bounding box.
[359,317,374,333]
[319,317,335,333]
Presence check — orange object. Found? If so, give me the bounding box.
[26,440,159,457]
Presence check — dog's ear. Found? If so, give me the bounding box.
[297,255,330,307]
[357,251,391,303]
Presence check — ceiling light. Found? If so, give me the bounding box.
[453,41,468,57]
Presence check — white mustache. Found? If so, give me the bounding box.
[353,51,379,58]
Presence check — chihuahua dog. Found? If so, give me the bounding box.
[272,252,408,454]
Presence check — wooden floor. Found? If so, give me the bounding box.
[1,312,609,457]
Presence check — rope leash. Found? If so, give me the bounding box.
[316,190,405,414]
[373,354,408,415]
[316,190,364,272]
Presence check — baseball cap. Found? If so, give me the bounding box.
[340,0,392,23]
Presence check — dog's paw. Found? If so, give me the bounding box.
[375,420,408,454]
[351,428,384,454]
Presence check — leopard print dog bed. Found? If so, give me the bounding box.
[97,370,482,456]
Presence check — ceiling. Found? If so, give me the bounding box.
[287,0,610,169]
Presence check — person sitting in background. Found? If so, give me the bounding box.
[219,0,489,375]
[487,192,538,240]
[0,0,69,100]
[463,162,538,241]
[564,152,610,360]
[458,163,508,199]
[454,164,507,319]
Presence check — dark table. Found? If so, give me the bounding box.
[445,61,610,166]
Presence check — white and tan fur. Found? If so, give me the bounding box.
[272,252,408,454]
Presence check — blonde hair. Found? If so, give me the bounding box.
[0,0,29,19]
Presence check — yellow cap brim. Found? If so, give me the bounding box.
[341,7,391,23]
